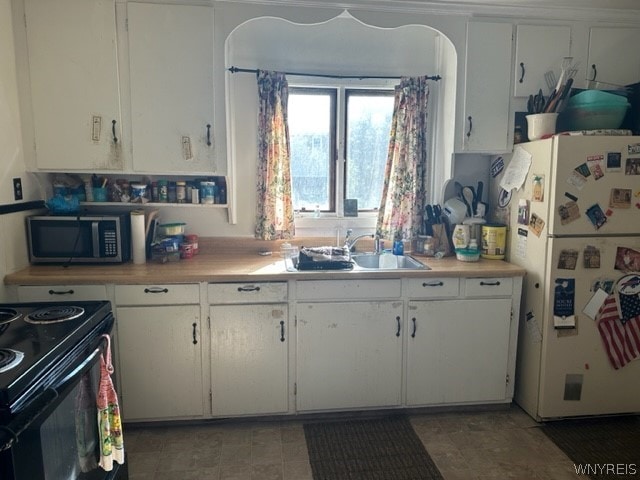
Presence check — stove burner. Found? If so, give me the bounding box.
[25,306,85,324]
[0,348,24,373]
[0,308,21,325]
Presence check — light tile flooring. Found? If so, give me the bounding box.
[125,405,579,480]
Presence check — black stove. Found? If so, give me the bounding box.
[0,300,113,414]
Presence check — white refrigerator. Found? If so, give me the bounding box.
[493,135,640,421]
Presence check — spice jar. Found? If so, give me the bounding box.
[167,181,177,203]
[176,181,186,203]
[157,180,168,203]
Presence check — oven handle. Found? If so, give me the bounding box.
[0,345,103,452]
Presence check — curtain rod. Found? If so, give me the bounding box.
[227,66,441,81]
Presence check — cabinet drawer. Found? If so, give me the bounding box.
[17,285,107,302]
[464,277,513,297]
[296,279,401,300]
[208,282,287,304]
[403,278,459,298]
[115,284,199,305]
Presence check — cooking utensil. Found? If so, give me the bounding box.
[462,186,475,217]
[544,70,556,93]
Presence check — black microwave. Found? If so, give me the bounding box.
[27,213,131,264]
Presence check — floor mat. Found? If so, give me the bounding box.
[540,415,640,479]
[303,415,443,480]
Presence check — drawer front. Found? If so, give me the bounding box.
[208,282,288,304]
[464,277,513,297]
[296,279,401,300]
[17,285,107,302]
[403,278,459,298]
[115,284,199,305]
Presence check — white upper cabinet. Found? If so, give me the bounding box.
[587,27,640,87]
[514,25,572,97]
[24,0,123,171]
[127,3,215,174]
[461,21,513,153]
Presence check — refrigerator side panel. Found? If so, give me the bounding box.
[504,140,554,419]
[537,236,640,419]
[548,135,640,236]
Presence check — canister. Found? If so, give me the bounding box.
[176,181,186,203]
[200,181,216,204]
[130,183,147,202]
[481,224,507,259]
[185,234,199,255]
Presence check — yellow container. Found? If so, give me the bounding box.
[481,224,507,259]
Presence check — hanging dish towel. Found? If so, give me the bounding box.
[97,334,125,471]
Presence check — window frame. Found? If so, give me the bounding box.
[289,81,396,217]
[288,87,338,213]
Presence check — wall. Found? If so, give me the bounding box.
[0,0,44,300]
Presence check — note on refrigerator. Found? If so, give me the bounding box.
[499,146,532,191]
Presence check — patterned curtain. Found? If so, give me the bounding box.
[376,76,430,241]
[255,70,295,240]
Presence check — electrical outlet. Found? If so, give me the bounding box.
[13,178,23,201]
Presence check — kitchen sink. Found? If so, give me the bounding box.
[351,253,429,270]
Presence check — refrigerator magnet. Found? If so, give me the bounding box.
[566,170,587,190]
[575,163,591,178]
[517,199,529,224]
[553,278,576,329]
[591,278,615,294]
[558,201,580,225]
[491,156,505,177]
[606,152,622,171]
[587,155,605,180]
[558,249,578,270]
[614,247,640,273]
[515,227,528,259]
[531,175,544,202]
[627,143,640,154]
[528,213,545,237]
[625,157,640,175]
[585,204,607,230]
[609,188,632,209]
[583,245,601,268]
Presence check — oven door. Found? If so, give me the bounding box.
[0,343,128,480]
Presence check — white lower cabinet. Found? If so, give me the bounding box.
[209,283,289,416]
[296,301,403,412]
[406,298,512,405]
[115,285,204,421]
[210,304,288,416]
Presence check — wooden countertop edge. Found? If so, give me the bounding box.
[5,254,525,285]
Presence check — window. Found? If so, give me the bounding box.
[288,87,394,214]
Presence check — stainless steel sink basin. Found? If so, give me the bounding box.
[351,253,429,270]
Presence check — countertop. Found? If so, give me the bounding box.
[4,237,525,285]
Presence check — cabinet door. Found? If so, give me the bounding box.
[587,27,640,87]
[462,22,513,153]
[128,3,215,173]
[210,304,288,416]
[116,305,204,420]
[296,301,403,411]
[24,0,122,171]
[514,25,571,97]
[406,299,511,405]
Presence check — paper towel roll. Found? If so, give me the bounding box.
[131,211,146,264]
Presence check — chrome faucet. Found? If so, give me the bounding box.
[343,229,374,256]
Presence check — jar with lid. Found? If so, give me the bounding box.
[151,181,159,202]
[185,234,199,255]
[157,180,168,203]
[176,181,186,203]
[168,181,177,203]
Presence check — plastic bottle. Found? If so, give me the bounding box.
[176,181,186,203]
[468,239,479,253]
[314,205,320,218]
